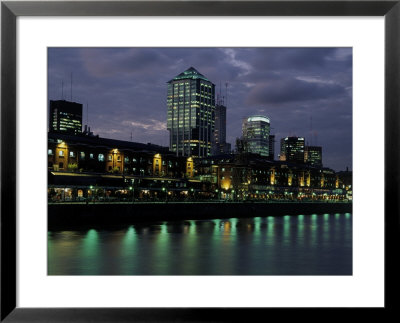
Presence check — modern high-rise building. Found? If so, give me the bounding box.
[49,100,83,135]
[305,146,322,167]
[212,103,231,155]
[167,67,215,157]
[279,136,305,164]
[242,115,271,157]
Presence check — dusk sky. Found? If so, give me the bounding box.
[48,47,352,171]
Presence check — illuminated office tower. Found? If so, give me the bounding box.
[242,115,271,157]
[305,145,323,167]
[49,100,82,135]
[280,136,305,164]
[167,67,215,157]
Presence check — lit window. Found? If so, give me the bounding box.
[108,155,112,161]
[69,151,75,158]
[48,149,53,155]
[80,152,85,159]
[98,154,105,162]
[117,156,121,162]
[59,150,64,157]
[90,153,94,159]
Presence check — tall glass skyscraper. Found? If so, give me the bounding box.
[212,103,231,155]
[242,115,271,157]
[167,67,215,157]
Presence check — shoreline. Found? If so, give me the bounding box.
[48,201,352,230]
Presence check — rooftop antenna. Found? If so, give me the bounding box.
[87,101,89,125]
[219,81,222,105]
[310,116,313,146]
[61,80,64,100]
[70,72,73,101]
[225,82,228,107]
[130,131,133,142]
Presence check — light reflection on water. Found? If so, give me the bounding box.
[48,213,352,275]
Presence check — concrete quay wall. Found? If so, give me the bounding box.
[48,202,352,229]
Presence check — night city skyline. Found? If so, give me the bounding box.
[48,47,352,171]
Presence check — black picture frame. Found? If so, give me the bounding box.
[1,0,399,321]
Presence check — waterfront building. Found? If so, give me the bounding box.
[49,100,83,135]
[194,153,340,201]
[305,145,323,167]
[167,67,215,157]
[212,103,231,155]
[47,132,347,202]
[280,136,305,164]
[242,115,271,157]
[48,132,207,201]
[48,132,177,176]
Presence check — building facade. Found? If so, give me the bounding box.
[280,136,305,164]
[48,132,348,202]
[242,115,271,157]
[49,100,83,135]
[48,132,182,176]
[305,146,323,167]
[194,153,343,201]
[167,67,215,158]
[268,135,275,160]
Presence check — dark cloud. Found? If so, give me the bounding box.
[48,47,352,171]
[246,78,348,105]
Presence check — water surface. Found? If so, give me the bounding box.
[48,213,352,275]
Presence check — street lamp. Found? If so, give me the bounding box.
[87,185,94,203]
[190,188,194,201]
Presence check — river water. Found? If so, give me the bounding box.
[48,213,352,275]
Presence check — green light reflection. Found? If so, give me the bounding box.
[283,215,290,246]
[120,226,137,274]
[80,229,100,275]
[297,215,304,239]
[230,218,237,235]
[311,214,318,245]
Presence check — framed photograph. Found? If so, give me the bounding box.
[1,0,398,321]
